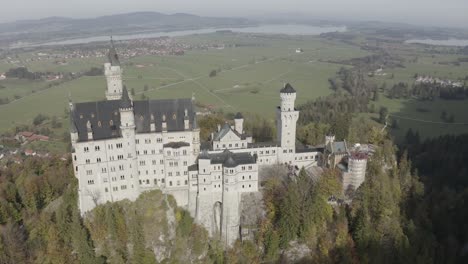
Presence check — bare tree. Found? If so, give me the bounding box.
[86,189,102,206]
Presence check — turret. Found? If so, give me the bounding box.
[105,37,124,101]
[277,83,299,154]
[162,114,167,132]
[86,120,93,141]
[192,114,200,158]
[70,111,78,145]
[184,108,190,130]
[150,114,156,132]
[118,86,139,198]
[119,86,135,129]
[234,112,244,134]
[280,83,297,111]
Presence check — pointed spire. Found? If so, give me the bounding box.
[69,111,77,133]
[193,114,198,130]
[68,92,74,111]
[119,86,132,109]
[108,36,120,66]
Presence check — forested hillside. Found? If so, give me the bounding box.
[3,132,466,263]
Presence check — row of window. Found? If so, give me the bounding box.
[256,149,276,155]
[84,143,123,153]
[137,149,162,155]
[216,142,246,149]
[135,138,163,144]
[295,155,319,161]
[201,183,253,192]
[104,185,129,192]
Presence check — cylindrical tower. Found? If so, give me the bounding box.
[234,112,244,134]
[277,83,299,153]
[348,152,368,189]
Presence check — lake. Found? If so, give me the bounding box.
[35,24,347,46]
[405,38,468,46]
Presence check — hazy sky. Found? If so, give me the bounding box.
[1,0,467,27]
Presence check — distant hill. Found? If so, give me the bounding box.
[0,12,253,47]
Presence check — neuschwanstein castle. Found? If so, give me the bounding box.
[70,43,367,245]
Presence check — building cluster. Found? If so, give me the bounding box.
[70,43,369,246]
[323,136,374,196]
[415,75,464,87]
[15,131,50,143]
[0,37,227,68]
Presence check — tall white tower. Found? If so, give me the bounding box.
[119,87,140,199]
[105,38,124,100]
[277,83,299,152]
[234,112,244,134]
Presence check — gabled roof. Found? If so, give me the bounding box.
[213,122,245,141]
[280,83,296,93]
[328,141,348,154]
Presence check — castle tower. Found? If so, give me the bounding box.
[119,87,140,198]
[68,99,78,145]
[234,112,244,134]
[277,83,299,153]
[105,38,124,100]
[192,114,200,158]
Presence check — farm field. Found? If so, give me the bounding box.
[0,32,467,143]
[0,34,367,134]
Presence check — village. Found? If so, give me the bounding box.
[415,75,464,87]
[0,36,231,70]
[0,130,68,165]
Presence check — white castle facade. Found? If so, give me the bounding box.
[70,44,360,245]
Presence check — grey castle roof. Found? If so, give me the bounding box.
[199,149,255,168]
[327,141,348,154]
[163,142,190,149]
[73,98,195,142]
[280,83,296,93]
[188,164,198,171]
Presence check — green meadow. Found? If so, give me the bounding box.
[0,32,467,143]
